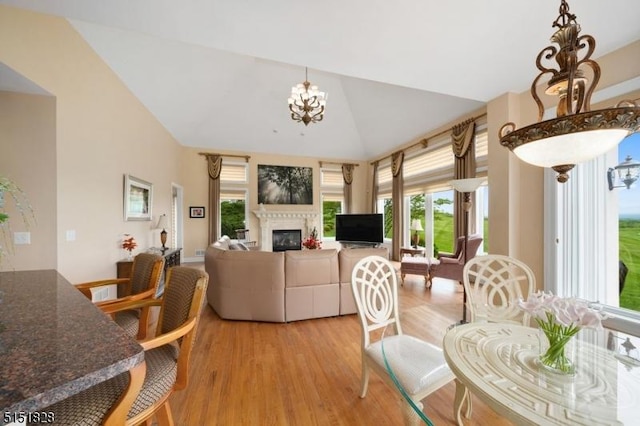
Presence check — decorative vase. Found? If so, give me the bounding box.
[539,328,577,375]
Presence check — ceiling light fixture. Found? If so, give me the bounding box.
[499,0,640,183]
[288,67,327,126]
[608,155,640,190]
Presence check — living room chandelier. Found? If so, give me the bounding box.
[288,67,327,126]
[499,0,640,183]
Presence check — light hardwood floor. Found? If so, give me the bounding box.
[169,265,512,425]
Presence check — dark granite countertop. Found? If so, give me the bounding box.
[0,270,144,414]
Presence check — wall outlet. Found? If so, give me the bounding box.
[195,249,206,257]
[14,231,31,245]
[66,230,76,241]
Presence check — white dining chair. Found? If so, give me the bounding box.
[351,255,456,425]
[463,254,536,325]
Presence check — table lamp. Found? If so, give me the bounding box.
[410,219,423,248]
[156,214,168,249]
[450,177,484,324]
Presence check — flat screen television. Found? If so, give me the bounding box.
[335,214,384,244]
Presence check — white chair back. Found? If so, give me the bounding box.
[463,254,535,325]
[351,255,403,346]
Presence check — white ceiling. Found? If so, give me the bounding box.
[2,0,639,160]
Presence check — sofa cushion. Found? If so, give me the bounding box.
[285,249,339,288]
[205,247,286,322]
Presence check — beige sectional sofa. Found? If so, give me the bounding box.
[205,237,387,322]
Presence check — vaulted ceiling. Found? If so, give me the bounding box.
[2,0,639,160]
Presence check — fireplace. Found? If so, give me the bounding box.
[253,210,319,251]
[272,229,302,252]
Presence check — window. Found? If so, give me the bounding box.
[322,195,342,238]
[220,190,247,238]
[376,197,393,239]
[219,162,248,239]
[402,124,488,255]
[432,190,454,254]
[617,134,640,313]
[320,168,344,239]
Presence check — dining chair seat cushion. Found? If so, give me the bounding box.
[115,310,140,337]
[366,334,451,395]
[43,344,179,425]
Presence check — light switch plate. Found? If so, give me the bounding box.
[14,231,31,245]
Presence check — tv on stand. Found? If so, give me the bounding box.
[335,214,383,247]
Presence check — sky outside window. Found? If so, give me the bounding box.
[618,133,640,218]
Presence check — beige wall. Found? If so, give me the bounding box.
[0,91,57,270]
[180,148,369,257]
[0,5,184,282]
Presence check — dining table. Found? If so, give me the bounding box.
[443,322,640,426]
[0,270,144,425]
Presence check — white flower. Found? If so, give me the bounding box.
[518,291,606,330]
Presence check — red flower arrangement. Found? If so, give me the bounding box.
[122,234,138,253]
[302,227,322,250]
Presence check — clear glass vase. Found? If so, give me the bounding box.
[539,328,577,375]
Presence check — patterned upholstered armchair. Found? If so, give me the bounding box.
[428,234,483,286]
[76,252,165,339]
[48,266,209,425]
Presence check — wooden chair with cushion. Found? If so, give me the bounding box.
[463,254,535,325]
[46,266,209,425]
[351,255,456,425]
[76,252,165,339]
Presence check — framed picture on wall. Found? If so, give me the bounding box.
[124,174,153,221]
[257,164,313,205]
[190,206,205,218]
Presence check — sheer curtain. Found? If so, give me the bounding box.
[544,151,619,304]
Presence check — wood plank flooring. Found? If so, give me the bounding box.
[169,266,513,425]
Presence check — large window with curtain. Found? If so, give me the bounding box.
[320,167,343,239]
[544,133,640,338]
[400,123,489,255]
[219,162,248,238]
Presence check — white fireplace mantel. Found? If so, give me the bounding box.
[253,210,319,251]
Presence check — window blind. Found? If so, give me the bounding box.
[220,162,247,183]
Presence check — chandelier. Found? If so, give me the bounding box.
[499,0,640,183]
[288,67,327,126]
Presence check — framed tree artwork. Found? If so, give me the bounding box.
[257,165,313,205]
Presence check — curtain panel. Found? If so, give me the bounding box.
[206,154,222,244]
[452,119,477,242]
[371,161,379,213]
[342,164,354,214]
[391,151,404,261]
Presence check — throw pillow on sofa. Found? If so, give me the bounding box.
[229,242,249,251]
